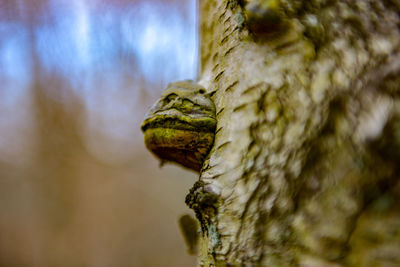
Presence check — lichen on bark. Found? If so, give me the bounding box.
[189,0,400,266]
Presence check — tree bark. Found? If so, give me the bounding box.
[188,0,400,266]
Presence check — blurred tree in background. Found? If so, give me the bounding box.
[0,0,198,266]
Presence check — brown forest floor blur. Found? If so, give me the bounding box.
[0,73,198,267]
[0,0,198,266]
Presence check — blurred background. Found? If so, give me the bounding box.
[0,0,198,266]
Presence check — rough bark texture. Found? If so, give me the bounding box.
[188,0,400,266]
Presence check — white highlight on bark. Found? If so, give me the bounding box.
[354,95,392,143]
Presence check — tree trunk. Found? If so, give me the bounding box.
[188,0,400,266]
